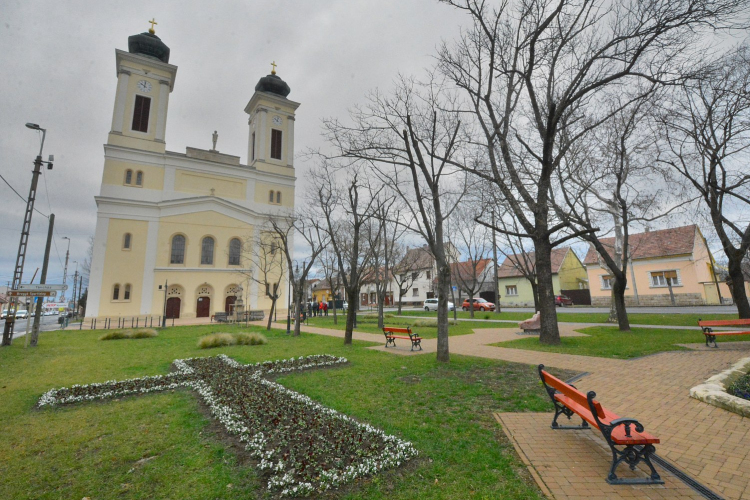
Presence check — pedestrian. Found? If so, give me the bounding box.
[322,300,329,317]
[312,300,319,317]
[307,301,312,318]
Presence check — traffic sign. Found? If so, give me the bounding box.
[8,290,55,297]
[18,284,67,291]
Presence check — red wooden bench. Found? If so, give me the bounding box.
[538,365,663,485]
[382,326,422,351]
[698,318,750,348]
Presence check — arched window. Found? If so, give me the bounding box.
[125,169,133,185]
[123,233,132,250]
[201,236,215,265]
[276,191,281,204]
[170,235,186,264]
[135,171,143,186]
[112,284,120,301]
[269,190,274,203]
[228,238,241,265]
[124,284,131,301]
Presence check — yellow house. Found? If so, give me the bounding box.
[584,225,736,306]
[86,25,297,321]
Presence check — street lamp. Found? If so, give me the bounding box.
[60,236,71,302]
[286,262,295,335]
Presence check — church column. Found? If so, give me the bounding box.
[86,215,111,318]
[140,220,160,314]
[257,109,268,161]
[111,70,131,133]
[155,80,170,143]
[286,116,295,168]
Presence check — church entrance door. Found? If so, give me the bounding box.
[166,297,181,319]
[225,296,236,314]
[197,296,210,318]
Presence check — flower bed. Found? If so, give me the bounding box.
[729,371,750,400]
[38,354,418,497]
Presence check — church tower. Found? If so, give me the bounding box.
[108,21,177,154]
[244,65,300,177]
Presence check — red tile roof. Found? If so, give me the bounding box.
[450,259,492,282]
[497,247,571,278]
[583,225,697,265]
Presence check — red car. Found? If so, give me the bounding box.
[555,295,573,307]
[462,298,496,311]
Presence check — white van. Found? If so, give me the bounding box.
[15,310,29,319]
[423,299,455,312]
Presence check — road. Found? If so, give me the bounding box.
[10,314,66,340]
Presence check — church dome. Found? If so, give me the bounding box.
[128,31,170,63]
[255,73,291,97]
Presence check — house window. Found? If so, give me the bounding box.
[269,190,275,203]
[170,235,186,264]
[426,270,431,280]
[601,275,613,290]
[125,169,133,185]
[412,272,419,280]
[271,129,282,160]
[131,95,151,133]
[112,284,120,301]
[124,284,131,301]
[412,288,419,297]
[276,191,281,204]
[201,237,215,265]
[123,233,132,250]
[228,238,241,265]
[135,171,143,186]
[650,270,680,287]
[251,132,256,160]
[505,285,518,296]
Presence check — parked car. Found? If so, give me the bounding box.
[462,298,496,311]
[423,298,455,311]
[555,295,574,307]
[15,310,29,319]
[0,311,7,319]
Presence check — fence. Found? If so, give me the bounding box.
[82,316,166,330]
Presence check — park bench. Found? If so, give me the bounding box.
[382,326,422,351]
[538,365,663,485]
[212,312,229,323]
[698,318,750,348]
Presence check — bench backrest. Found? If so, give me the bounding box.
[540,369,605,419]
[698,318,750,328]
[383,327,412,335]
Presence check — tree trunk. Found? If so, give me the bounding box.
[293,289,303,336]
[469,294,475,319]
[344,288,358,344]
[530,281,539,310]
[436,262,451,362]
[534,238,561,345]
[728,254,750,318]
[607,289,618,323]
[377,288,385,329]
[267,299,276,330]
[397,293,403,315]
[611,276,631,331]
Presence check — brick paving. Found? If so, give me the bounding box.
[282,320,750,500]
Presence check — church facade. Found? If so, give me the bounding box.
[86,26,297,320]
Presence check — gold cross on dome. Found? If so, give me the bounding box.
[271,61,277,75]
[148,18,158,34]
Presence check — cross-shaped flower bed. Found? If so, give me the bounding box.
[38,354,418,497]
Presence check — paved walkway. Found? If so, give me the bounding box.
[278,321,750,500]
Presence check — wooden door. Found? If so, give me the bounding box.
[166,297,181,319]
[197,296,210,318]
[225,296,236,314]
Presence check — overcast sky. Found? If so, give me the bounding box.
[0,0,464,291]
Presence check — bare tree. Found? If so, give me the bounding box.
[449,204,492,318]
[392,244,427,315]
[438,0,748,343]
[322,75,469,362]
[266,212,329,336]
[240,230,286,330]
[312,166,380,344]
[317,247,344,324]
[658,46,750,318]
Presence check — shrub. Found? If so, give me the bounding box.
[130,328,158,338]
[412,319,457,327]
[99,330,131,340]
[235,332,267,346]
[198,333,236,349]
[728,372,750,401]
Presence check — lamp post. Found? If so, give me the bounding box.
[70,261,78,315]
[286,261,295,335]
[60,236,71,302]
[2,123,53,346]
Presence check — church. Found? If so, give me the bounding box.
[86,23,297,320]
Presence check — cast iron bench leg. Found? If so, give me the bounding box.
[606,444,663,485]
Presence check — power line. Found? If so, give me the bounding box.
[0,173,49,218]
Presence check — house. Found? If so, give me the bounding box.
[450,258,495,301]
[391,244,459,307]
[497,247,589,307]
[310,278,344,304]
[583,224,736,306]
[359,268,394,308]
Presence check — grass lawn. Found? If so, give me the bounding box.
[0,323,572,500]
[306,313,515,338]
[396,309,738,327]
[492,325,746,359]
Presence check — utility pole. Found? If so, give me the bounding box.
[491,210,501,314]
[29,213,54,347]
[60,236,70,302]
[78,275,83,315]
[71,265,78,315]
[2,123,53,346]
